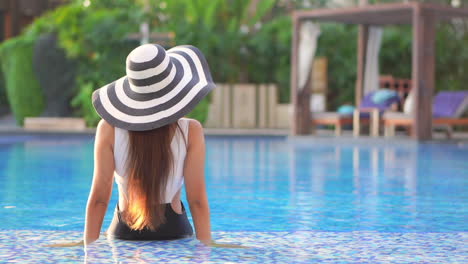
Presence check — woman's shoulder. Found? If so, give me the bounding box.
[97,119,113,132]
[180,118,203,131]
[180,118,204,144]
[96,119,114,143]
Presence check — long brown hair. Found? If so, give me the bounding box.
[123,123,178,231]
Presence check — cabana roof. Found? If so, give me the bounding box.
[294,2,468,25]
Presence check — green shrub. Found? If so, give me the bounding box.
[33,33,76,117]
[71,81,99,126]
[186,96,211,124]
[247,15,292,103]
[21,2,142,126]
[380,26,412,80]
[316,24,358,109]
[0,69,8,115]
[0,37,44,125]
[150,0,293,110]
[435,23,468,92]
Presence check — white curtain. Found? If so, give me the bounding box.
[363,26,383,95]
[298,21,321,91]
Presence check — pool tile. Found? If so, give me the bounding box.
[0,230,466,263]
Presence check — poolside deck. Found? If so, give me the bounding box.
[1,114,467,140]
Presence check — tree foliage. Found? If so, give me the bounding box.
[14,1,143,125]
[148,0,292,102]
[0,0,467,125]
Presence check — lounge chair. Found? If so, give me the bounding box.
[311,90,399,136]
[383,91,468,138]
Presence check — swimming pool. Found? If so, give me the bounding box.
[0,135,466,263]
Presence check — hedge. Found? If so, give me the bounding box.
[0,37,44,125]
[0,69,8,115]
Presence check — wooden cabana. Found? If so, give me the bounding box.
[290,2,468,140]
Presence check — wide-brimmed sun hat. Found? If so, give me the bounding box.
[92,44,215,131]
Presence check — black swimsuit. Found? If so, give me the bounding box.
[107,202,193,240]
[110,121,193,240]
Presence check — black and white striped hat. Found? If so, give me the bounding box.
[92,44,215,131]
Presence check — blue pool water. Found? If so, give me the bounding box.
[0,135,467,263]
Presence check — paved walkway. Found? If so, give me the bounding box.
[1,114,467,140]
[0,114,18,130]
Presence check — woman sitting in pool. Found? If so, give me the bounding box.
[84,44,215,246]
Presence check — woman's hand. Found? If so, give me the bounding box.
[84,237,98,247]
[200,239,250,249]
[44,240,84,248]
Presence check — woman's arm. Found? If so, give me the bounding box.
[84,120,115,245]
[183,119,212,244]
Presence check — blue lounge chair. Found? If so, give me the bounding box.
[312,90,400,136]
[383,91,468,138]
